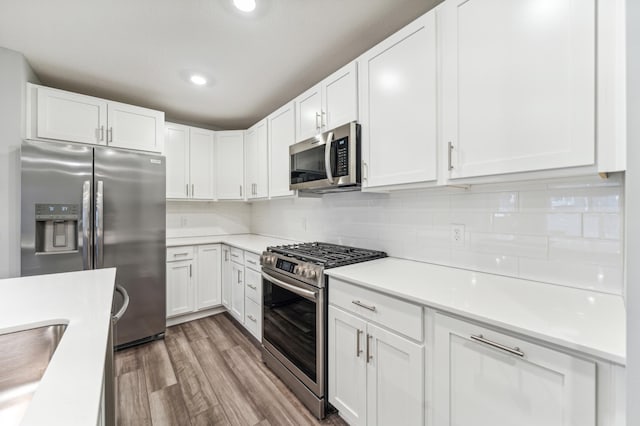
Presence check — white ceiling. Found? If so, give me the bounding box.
[0,0,439,129]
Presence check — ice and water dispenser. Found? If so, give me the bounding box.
[34,203,79,253]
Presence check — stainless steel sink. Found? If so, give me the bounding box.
[0,324,67,425]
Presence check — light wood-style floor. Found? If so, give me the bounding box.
[115,313,347,426]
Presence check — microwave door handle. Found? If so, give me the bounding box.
[324,131,334,184]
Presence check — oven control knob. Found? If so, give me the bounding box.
[305,269,317,279]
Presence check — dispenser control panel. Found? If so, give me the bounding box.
[35,204,79,221]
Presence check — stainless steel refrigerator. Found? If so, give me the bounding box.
[20,139,166,348]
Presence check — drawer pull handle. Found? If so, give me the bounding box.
[352,300,376,312]
[232,253,239,258]
[173,252,189,257]
[248,284,257,290]
[470,334,524,358]
[247,259,257,264]
[248,314,257,322]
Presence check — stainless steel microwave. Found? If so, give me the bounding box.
[289,121,361,193]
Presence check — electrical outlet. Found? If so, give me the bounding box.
[451,224,465,247]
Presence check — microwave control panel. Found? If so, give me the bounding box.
[335,137,349,177]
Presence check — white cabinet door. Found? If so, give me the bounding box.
[215,131,245,200]
[441,0,595,178]
[366,323,424,426]
[107,102,164,153]
[230,262,245,322]
[245,126,258,199]
[245,119,269,199]
[359,11,437,189]
[166,260,194,317]
[268,102,295,198]
[189,128,215,200]
[221,246,232,310]
[165,123,190,199]
[295,84,322,142]
[323,61,358,131]
[328,306,368,426]
[36,86,107,145]
[433,313,596,426]
[195,244,221,310]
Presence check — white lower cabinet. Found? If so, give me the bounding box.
[221,246,232,309]
[433,313,596,426]
[166,245,222,320]
[230,260,245,322]
[195,245,221,310]
[328,297,424,426]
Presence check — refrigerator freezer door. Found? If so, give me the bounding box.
[94,147,166,346]
[21,140,94,276]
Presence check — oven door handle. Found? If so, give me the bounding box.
[324,131,335,184]
[262,271,318,301]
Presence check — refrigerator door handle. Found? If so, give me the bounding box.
[95,180,104,268]
[82,180,92,270]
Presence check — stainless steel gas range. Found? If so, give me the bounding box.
[260,242,386,419]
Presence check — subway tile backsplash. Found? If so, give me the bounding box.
[251,174,624,295]
[167,201,251,238]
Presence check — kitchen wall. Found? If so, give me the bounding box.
[251,174,624,296]
[166,201,251,238]
[0,47,39,279]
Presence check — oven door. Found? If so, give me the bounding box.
[262,268,325,397]
[289,121,359,191]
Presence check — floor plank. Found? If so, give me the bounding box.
[164,326,220,417]
[117,369,152,426]
[142,339,177,393]
[148,384,191,426]
[116,313,347,426]
[190,337,262,425]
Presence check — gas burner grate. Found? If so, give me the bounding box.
[268,242,387,268]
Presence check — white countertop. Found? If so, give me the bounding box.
[326,257,626,365]
[0,268,116,426]
[166,233,297,254]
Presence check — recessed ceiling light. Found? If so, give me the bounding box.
[233,0,256,12]
[190,75,207,86]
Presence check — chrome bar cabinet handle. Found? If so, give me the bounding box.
[470,334,524,357]
[356,329,363,357]
[448,141,454,171]
[366,333,373,362]
[352,300,376,312]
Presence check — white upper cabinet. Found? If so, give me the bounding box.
[165,123,190,199]
[295,61,357,142]
[165,123,214,200]
[107,102,164,153]
[245,119,269,200]
[215,130,245,200]
[441,0,596,179]
[34,86,107,145]
[433,313,596,426]
[189,127,215,200]
[268,102,296,198]
[27,83,164,153]
[295,84,323,142]
[359,11,438,189]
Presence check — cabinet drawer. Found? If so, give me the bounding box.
[245,297,262,341]
[245,267,262,303]
[230,247,244,265]
[167,246,194,261]
[329,278,423,341]
[244,251,261,271]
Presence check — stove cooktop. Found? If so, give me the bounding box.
[267,242,387,268]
